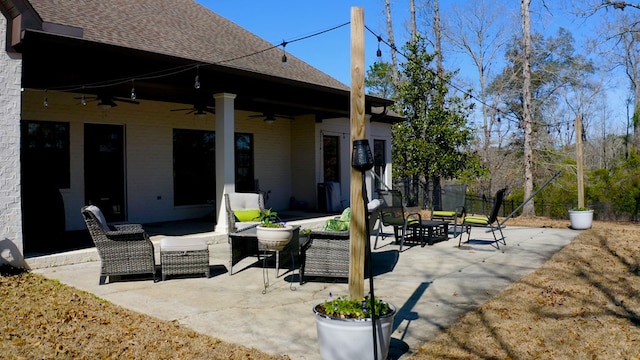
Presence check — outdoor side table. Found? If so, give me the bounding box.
[160,238,210,281]
[228,225,299,294]
[414,220,449,246]
[228,225,300,277]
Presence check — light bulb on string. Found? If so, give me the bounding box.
[194,65,201,89]
[81,86,87,105]
[281,41,288,67]
[376,36,382,59]
[43,90,48,107]
[130,79,136,99]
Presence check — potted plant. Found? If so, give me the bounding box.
[568,207,593,230]
[256,209,293,251]
[570,115,593,230]
[313,293,396,360]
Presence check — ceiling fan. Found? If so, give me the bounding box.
[170,104,215,117]
[248,112,294,124]
[76,94,140,109]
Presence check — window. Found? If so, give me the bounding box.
[235,133,255,192]
[173,129,215,206]
[374,139,386,190]
[21,120,70,189]
[323,135,339,182]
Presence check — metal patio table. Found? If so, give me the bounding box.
[228,224,300,293]
[413,220,449,246]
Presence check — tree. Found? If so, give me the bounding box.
[365,61,396,98]
[488,27,595,215]
[384,0,400,86]
[442,0,508,195]
[594,11,640,151]
[577,0,640,153]
[521,0,535,217]
[392,36,482,207]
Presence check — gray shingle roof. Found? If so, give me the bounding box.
[27,0,349,91]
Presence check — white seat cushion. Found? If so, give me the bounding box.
[161,238,208,252]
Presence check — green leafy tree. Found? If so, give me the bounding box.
[365,61,396,99]
[392,35,483,207]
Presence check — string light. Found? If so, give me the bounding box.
[281,41,288,66]
[43,89,48,107]
[79,86,87,105]
[35,22,350,98]
[130,79,136,99]
[376,35,382,58]
[194,65,201,89]
[365,25,523,126]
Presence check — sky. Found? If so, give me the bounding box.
[198,1,629,134]
[198,1,590,84]
[199,0,410,86]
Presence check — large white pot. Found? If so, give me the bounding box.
[313,303,396,360]
[569,209,593,230]
[256,225,293,251]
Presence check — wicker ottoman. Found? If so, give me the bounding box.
[160,238,210,281]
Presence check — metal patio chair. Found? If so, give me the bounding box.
[460,188,507,249]
[431,184,468,237]
[373,189,422,251]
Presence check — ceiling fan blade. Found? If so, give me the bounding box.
[248,112,292,120]
[112,97,140,105]
[97,99,118,108]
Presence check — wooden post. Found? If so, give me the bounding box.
[349,6,366,300]
[576,115,585,209]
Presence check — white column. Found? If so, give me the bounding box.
[214,93,237,234]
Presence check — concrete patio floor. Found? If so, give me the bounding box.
[29,218,580,360]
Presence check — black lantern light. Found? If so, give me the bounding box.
[352,139,374,172]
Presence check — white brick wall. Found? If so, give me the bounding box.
[17,84,395,239]
[0,15,25,267]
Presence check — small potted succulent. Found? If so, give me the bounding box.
[313,292,396,360]
[256,209,293,251]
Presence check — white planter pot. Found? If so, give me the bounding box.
[256,225,293,251]
[569,209,593,230]
[313,303,396,360]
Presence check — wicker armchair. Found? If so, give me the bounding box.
[224,192,265,233]
[299,230,350,284]
[81,205,157,284]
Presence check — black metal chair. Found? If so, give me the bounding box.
[431,184,467,237]
[373,189,422,251]
[81,205,156,284]
[460,188,507,248]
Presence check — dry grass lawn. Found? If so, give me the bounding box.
[1,217,639,359]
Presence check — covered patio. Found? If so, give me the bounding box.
[3,0,403,262]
